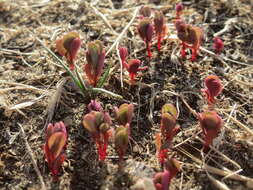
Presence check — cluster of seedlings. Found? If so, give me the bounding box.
[43,2,226,189]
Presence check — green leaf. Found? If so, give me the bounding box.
[97,64,112,88]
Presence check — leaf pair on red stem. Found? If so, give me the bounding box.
[56,32,81,70]
[198,111,223,152]
[138,18,154,59]
[84,40,105,87]
[201,75,223,105]
[119,47,148,83]
[44,121,67,180]
[114,103,134,161]
[153,158,181,190]
[156,104,180,164]
[175,20,203,61]
[82,110,112,161]
[154,11,168,52]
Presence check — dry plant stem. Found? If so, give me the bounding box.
[206,171,231,190]
[195,136,241,169]
[89,3,117,35]
[116,42,124,88]
[177,147,253,184]
[18,123,47,190]
[105,7,139,56]
[222,112,253,136]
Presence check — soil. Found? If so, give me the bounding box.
[0,0,253,190]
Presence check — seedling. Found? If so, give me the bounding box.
[56,32,81,70]
[156,104,180,164]
[124,59,148,83]
[175,3,184,19]
[175,20,203,61]
[114,103,134,126]
[198,111,223,152]
[138,18,154,59]
[82,111,112,161]
[44,121,67,180]
[119,46,128,67]
[84,40,105,87]
[139,6,152,18]
[154,11,168,52]
[114,125,129,162]
[201,75,223,104]
[213,37,224,55]
[153,158,180,190]
[87,99,103,112]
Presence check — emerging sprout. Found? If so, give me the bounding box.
[55,32,81,70]
[156,104,180,164]
[82,111,112,161]
[175,3,184,19]
[153,158,180,190]
[213,37,224,55]
[87,100,103,112]
[44,121,67,180]
[84,40,105,87]
[114,125,129,162]
[139,6,152,18]
[123,59,148,83]
[138,18,154,59]
[119,46,128,66]
[154,11,168,52]
[198,111,223,152]
[202,75,223,104]
[175,20,203,61]
[114,103,134,126]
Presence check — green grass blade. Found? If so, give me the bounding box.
[92,88,123,99]
[97,64,112,88]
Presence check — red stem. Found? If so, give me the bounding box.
[146,41,152,59]
[157,34,161,52]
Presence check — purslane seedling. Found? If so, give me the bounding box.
[114,125,129,162]
[138,18,154,59]
[213,37,224,55]
[175,3,184,19]
[156,104,180,164]
[44,121,67,180]
[84,40,105,87]
[82,111,112,161]
[175,20,203,61]
[201,75,223,105]
[198,111,223,152]
[154,11,167,52]
[56,32,81,70]
[153,158,181,190]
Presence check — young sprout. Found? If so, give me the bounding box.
[153,158,180,190]
[175,20,203,61]
[213,37,224,55]
[55,32,81,70]
[156,104,180,164]
[154,11,168,52]
[198,111,223,152]
[175,3,184,19]
[119,46,128,66]
[201,75,223,104]
[138,18,154,59]
[82,111,112,161]
[87,100,103,112]
[139,5,152,18]
[44,121,67,180]
[123,59,148,84]
[114,125,129,162]
[115,103,134,126]
[84,40,105,87]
